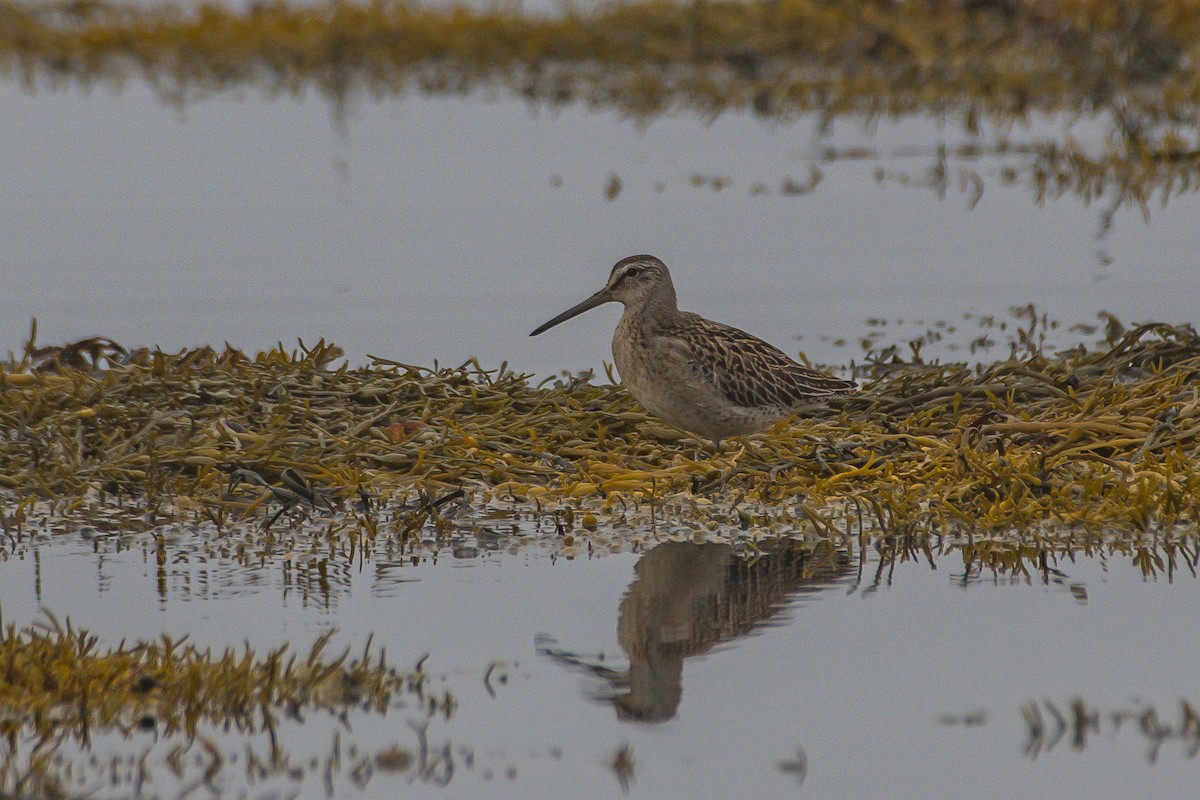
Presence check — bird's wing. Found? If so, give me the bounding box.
[664,313,856,410]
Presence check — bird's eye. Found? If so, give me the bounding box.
[625,267,641,278]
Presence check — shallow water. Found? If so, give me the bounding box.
[3,82,1199,376]
[3,528,1199,799]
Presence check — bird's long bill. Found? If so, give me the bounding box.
[529,289,612,336]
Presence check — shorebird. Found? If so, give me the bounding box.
[530,255,856,443]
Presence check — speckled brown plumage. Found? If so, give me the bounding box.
[664,313,855,410]
[531,254,856,442]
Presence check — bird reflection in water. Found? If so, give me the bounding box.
[537,539,853,723]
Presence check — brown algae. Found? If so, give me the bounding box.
[3,317,1200,550]
[0,615,450,797]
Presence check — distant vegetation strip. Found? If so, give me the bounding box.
[0,0,1196,120]
[2,0,1198,208]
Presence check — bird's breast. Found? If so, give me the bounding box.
[612,320,732,436]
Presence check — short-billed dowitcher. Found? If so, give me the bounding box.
[530,255,856,443]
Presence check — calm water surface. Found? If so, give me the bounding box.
[3,83,1199,374]
[2,530,1199,799]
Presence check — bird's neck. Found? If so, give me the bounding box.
[622,288,682,333]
